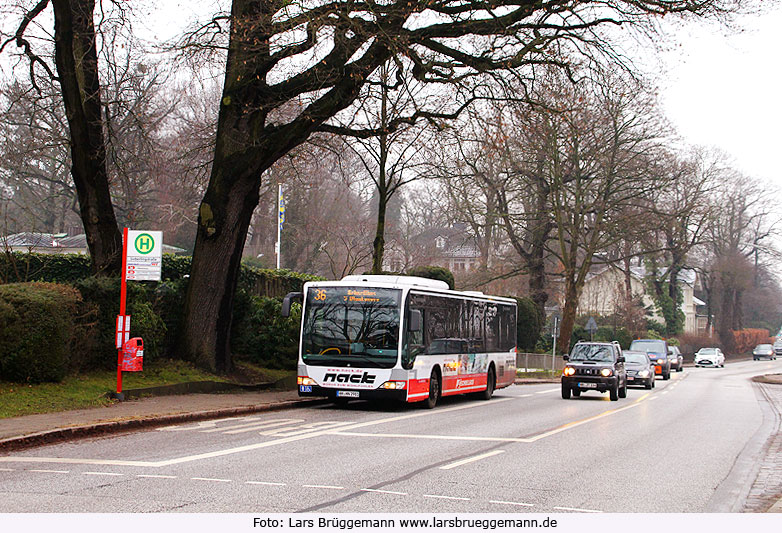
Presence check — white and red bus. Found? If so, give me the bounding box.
[282,275,517,408]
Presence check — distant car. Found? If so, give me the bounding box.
[694,347,725,367]
[668,345,684,372]
[774,341,782,357]
[623,350,655,389]
[561,341,627,401]
[629,338,671,380]
[753,344,776,361]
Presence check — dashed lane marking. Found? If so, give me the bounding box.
[0,468,15,471]
[489,500,534,507]
[30,469,68,474]
[424,494,470,501]
[303,484,344,490]
[519,394,533,398]
[553,506,602,513]
[83,472,123,476]
[440,450,505,470]
[137,474,176,479]
[246,481,286,486]
[360,488,407,495]
[332,431,529,443]
[191,477,231,483]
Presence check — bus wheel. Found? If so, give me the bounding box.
[480,366,495,400]
[423,370,441,409]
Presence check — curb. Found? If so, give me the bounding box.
[752,374,782,385]
[0,397,328,453]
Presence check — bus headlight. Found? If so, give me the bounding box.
[298,376,317,386]
[380,381,407,390]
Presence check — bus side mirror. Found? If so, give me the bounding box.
[409,309,422,332]
[281,292,303,317]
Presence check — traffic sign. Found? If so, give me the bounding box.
[585,316,598,333]
[126,230,162,281]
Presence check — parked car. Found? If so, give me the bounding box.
[694,347,725,367]
[668,345,684,372]
[629,338,671,380]
[623,350,655,389]
[753,344,776,361]
[561,341,627,401]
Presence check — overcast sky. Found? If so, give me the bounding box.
[655,5,782,186]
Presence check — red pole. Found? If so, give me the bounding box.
[117,227,129,395]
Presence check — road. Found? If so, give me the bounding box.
[0,359,778,513]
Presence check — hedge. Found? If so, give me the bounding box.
[0,252,321,299]
[0,283,91,383]
[730,328,773,354]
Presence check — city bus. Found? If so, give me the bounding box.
[281,275,517,408]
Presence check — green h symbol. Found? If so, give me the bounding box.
[135,233,154,254]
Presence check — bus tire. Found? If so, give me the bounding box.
[423,369,441,409]
[479,366,496,401]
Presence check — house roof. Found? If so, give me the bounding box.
[2,232,186,254]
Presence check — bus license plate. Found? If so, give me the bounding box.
[337,391,359,398]
[578,382,597,389]
[299,386,312,393]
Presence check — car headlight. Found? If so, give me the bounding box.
[563,367,576,376]
[657,358,665,365]
[600,368,613,377]
[638,370,650,378]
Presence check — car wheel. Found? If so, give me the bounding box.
[480,366,495,401]
[663,369,670,380]
[645,378,653,390]
[572,388,581,397]
[561,383,571,400]
[423,370,441,409]
[619,379,627,398]
[609,382,619,401]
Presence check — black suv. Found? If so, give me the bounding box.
[561,341,627,401]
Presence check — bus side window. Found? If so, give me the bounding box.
[403,308,425,368]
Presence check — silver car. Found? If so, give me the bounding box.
[753,344,776,361]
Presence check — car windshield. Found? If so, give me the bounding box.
[569,344,614,362]
[755,344,772,350]
[629,340,666,355]
[624,352,649,365]
[698,348,716,355]
[302,287,401,368]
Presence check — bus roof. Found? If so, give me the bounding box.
[305,275,517,305]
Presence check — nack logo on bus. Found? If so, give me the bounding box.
[323,372,376,384]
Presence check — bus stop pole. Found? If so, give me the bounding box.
[117,227,129,398]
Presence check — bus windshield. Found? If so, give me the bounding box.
[302,287,401,368]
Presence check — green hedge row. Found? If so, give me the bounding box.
[0,252,321,299]
[0,283,92,383]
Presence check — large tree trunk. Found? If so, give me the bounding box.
[557,278,579,353]
[52,0,121,275]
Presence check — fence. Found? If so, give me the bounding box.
[516,352,565,373]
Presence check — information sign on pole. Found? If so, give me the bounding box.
[125,230,162,281]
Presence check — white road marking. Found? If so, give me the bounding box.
[258,420,353,437]
[360,488,407,495]
[440,450,506,470]
[553,506,602,513]
[137,474,176,479]
[157,417,247,431]
[191,477,231,483]
[0,457,156,467]
[246,481,286,486]
[333,431,529,443]
[535,388,559,394]
[523,402,644,443]
[0,467,15,471]
[424,494,470,501]
[30,469,69,474]
[648,397,659,401]
[519,394,533,398]
[83,472,124,476]
[490,500,534,507]
[221,419,307,434]
[303,484,343,490]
